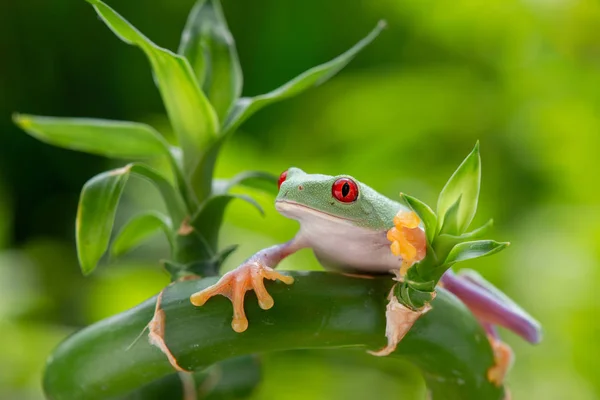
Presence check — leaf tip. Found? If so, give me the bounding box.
[377,19,388,30]
[12,113,31,129]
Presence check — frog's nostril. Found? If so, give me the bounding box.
[298,185,304,191]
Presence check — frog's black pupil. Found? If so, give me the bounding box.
[342,182,350,197]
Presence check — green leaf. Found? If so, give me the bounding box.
[400,193,437,244]
[444,240,509,267]
[111,211,173,258]
[86,0,219,172]
[436,142,481,234]
[13,114,169,159]
[76,163,185,275]
[76,166,131,275]
[190,194,263,251]
[179,0,243,121]
[213,170,278,195]
[439,195,461,236]
[222,20,386,133]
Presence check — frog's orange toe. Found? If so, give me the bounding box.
[486,336,514,387]
[190,263,294,333]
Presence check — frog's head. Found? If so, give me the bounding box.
[275,167,398,229]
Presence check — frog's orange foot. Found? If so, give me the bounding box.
[486,336,514,387]
[190,263,294,333]
[387,210,427,273]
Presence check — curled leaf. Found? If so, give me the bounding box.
[76,163,183,275]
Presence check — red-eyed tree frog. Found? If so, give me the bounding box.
[189,167,541,384]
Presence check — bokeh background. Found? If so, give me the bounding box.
[1,0,600,398]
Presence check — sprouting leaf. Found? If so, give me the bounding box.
[111,212,173,257]
[444,240,509,267]
[222,21,386,133]
[86,0,219,172]
[190,194,263,251]
[436,142,481,234]
[13,114,169,159]
[179,0,243,121]
[76,163,184,275]
[213,171,278,195]
[438,195,461,236]
[400,193,437,244]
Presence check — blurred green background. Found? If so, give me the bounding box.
[1,0,600,398]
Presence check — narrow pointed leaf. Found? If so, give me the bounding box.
[400,193,437,244]
[437,142,481,234]
[179,0,243,121]
[222,21,386,133]
[444,240,509,267]
[111,212,173,257]
[13,115,169,158]
[190,194,263,251]
[213,171,278,195]
[76,166,131,275]
[439,195,461,236]
[86,0,219,172]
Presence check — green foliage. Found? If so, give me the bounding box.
[15,0,381,279]
[396,144,507,309]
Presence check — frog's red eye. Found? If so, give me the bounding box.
[332,178,358,203]
[277,170,288,190]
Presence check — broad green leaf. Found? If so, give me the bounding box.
[111,212,173,257]
[401,193,437,244]
[190,194,263,251]
[179,0,243,121]
[86,0,219,172]
[436,142,481,234]
[13,114,169,158]
[222,21,386,133]
[76,163,185,275]
[76,166,131,275]
[444,240,509,267]
[439,219,494,243]
[213,170,278,195]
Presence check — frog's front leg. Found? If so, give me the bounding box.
[190,237,306,332]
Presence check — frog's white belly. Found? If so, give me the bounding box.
[276,201,401,274]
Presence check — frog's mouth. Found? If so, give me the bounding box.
[275,200,356,225]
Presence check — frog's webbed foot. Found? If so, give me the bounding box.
[387,210,427,275]
[190,262,294,333]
